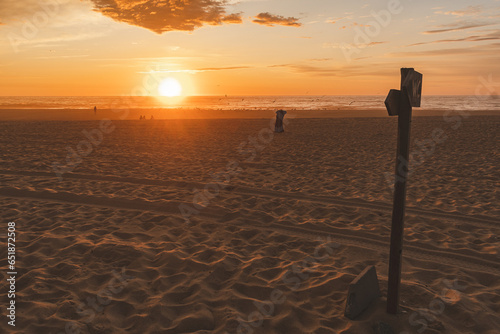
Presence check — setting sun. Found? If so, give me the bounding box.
[158,78,182,97]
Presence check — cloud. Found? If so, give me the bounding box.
[197,66,250,71]
[0,0,94,23]
[326,15,352,24]
[408,30,500,46]
[338,22,372,30]
[423,22,494,34]
[388,43,500,58]
[269,63,396,77]
[89,0,243,33]
[323,41,387,49]
[4,31,107,49]
[140,66,251,74]
[0,0,46,20]
[252,12,301,27]
[32,54,89,60]
[221,12,243,24]
[308,58,332,62]
[269,63,336,76]
[436,5,482,17]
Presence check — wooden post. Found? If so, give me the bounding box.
[384,68,422,314]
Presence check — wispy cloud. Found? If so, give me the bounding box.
[32,54,89,60]
[308,58,333,62]
[269,63,336,76]
[323,41,387,49]
[338,22,372,30]
[326,15,353,24]
[423,22,495,34]
[409,30,500,46]
[139,66,252,74]
[269,63,396,77]
[0,0,98,27]
[252,12,302,27]
[197,66,251,71]
[435,5,482,17]
[389,43,500,58]
[5,31,106,48]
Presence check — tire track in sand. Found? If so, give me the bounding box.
[0,169,498,229]
[0,185,498,275]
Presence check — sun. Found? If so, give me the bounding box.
[158,78,182,97]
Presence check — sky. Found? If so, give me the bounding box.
[0,0,499,96]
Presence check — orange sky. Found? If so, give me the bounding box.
[0,0,499,96]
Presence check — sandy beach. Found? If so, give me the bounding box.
[0,108,499,121]
[0,111,499,333]
[2,0,499,332]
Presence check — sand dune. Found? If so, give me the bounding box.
[0,113,498,333]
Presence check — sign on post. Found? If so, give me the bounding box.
[384,68,423,315]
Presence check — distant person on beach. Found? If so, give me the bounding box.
[94,106,97,114]
[275,109,287,133]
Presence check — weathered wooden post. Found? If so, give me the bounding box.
[385,68,423,314]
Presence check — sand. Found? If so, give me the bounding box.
[0,110,499,333]
[0,108,498,121]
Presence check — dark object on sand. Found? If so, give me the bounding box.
[94,106,97,114]
[385,68,423,315]
[274,109,287,133]
[344,266,381,320]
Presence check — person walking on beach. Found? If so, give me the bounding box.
[275,109,287,133]
[94,106,97,115]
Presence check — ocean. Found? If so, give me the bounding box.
[0,95,499,111]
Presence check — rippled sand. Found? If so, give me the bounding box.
[0,112,498,333]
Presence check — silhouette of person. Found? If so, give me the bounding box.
[275,109,287,133]
[94,106,97,114]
